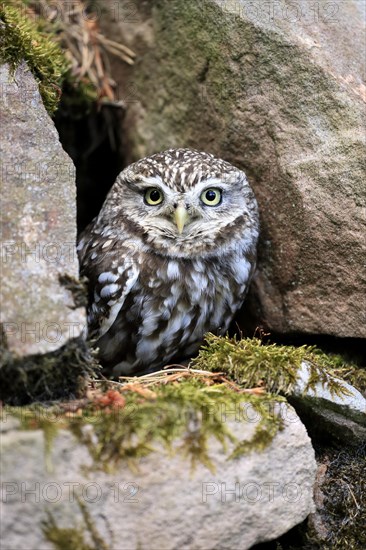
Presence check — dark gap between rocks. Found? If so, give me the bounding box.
[54,95,127,234]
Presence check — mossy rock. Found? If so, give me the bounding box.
[1,379,316,549]
[192,334,366,397]
[0,3,70,113]
[0,337,99,405]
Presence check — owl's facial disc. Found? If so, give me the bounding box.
[115,169,252,257]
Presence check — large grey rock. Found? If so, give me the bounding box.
[101,0,366,338]
[0,403,316,549]
[0,62,86,356]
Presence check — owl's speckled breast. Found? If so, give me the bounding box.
[96,249,253,375]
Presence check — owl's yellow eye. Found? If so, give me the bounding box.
[144,188,164,205]
[200,188,222,206]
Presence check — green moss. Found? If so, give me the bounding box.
[0,337,99,405]
[326,361,366,395]
[4,375,285,472]
[42,497,110,550]
[0,4,70,113]
[5,334,361,471]
[43,516,94,550]
[70,378,285,472]
[191,334,359,398]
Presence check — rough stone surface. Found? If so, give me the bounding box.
[0,62,86,356]
[0,403,316,550]
[290,361,366,445]
[296,361,366,420]
[102,0,366,338]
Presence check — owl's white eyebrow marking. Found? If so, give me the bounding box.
[199,177,229,187]
[138,176,175,195]
[139,176,164,186]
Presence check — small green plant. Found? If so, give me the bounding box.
[0,0,135,114]
[0,4,70,113]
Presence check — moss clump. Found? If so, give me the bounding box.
[4,373,285,472]
[326,362,366,395]
[0,337,99,405]
[191,334,359,397]
[0,4,70,113]
[43,517,94,550]
[70,377,285,472]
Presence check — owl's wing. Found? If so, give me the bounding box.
[77,228,139,340]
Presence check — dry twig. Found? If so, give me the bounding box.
[27,0,135,102]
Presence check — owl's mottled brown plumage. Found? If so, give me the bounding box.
[78,148,259,375]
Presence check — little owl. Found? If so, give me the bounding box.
[78,148,259,376]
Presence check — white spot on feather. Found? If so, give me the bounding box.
[233,260,250,285]
[98,266,139,338]
[77,239,85,252]
[166,261,180,280]
[100,284,119,298]
[98,272,118,284]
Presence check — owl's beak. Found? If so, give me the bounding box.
[174,205,189,234]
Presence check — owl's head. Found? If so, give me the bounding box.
[102,148,259,258]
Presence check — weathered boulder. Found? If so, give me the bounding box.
[1,402,316,550]
[101,0,366,338]
[0,61,86,357]
[191,334,366,448]
[0,62,92,403]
